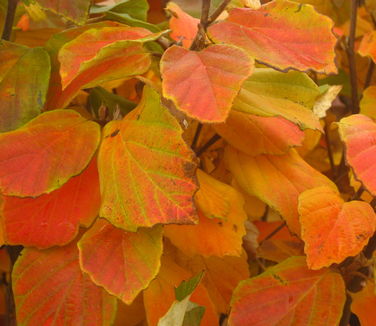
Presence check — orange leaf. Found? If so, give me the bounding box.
[214,111,304,156]
[176,253,250,314]
[298,186,376,270]
[164,170,247,257]
[351,280,376,326]
[257,239,304,263]
[208,1,337,73]
[58,26,152,89]
[143,254,218,326]
[1,157,100,248]
[12,241,117,326]
[79,220,163,304]
[0,109,100,197]
[167,2,199,48]
[98,86,197,231]
[359,31,376,63]
[161,44,253,122]
[338,114,376,196]
[229,257,345,326]
[225,147,336,235]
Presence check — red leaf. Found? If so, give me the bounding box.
[1,158,100,248]
[161,44,253,122]
[0,110,100,197]
[79,220,163,304]
[229,257,345,326]
[98,86,197,231]
[12,241,117,326]
[208,1,337,73]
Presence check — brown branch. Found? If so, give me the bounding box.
[347,0,360,114]
[196,134,221,156]
[2,0,18,41]
[208,0,231,24]
[190,0,211,50]
[191,123,203,150]
[339,294,352,326]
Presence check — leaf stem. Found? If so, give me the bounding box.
[347,0,360,114]
[259,221,286,246]
[190,0,211,50]
[339,294,352,326]
[324,117,336,177]
[191,123,203,150]
[2,0,18,41]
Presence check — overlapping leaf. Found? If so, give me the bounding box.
[166,2,199,48]
[143,254,218,326]
[0,42,50,132]
[53,25,161,109]
[161,44,253,122]
[351,280,376,326]
[35,0,91,24]
[98,86,197,231]
[299,186,376,269]
[233,68,322,131]
[165,170,247,257]
[338,114,376,195]
[12,241,117,326]
[229,256,345,326]
[79,220,163,304]
[360,86,376,119]
[208,0,337,73]
[1,158,100,248]
[225,147,336,235]
[359,31,376,63]
[0,110,100,197]
[214,111,304,156]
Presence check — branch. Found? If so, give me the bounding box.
[196,134,221,156]
[346,0,360,114]
[2,0,18,41]
[190,0,211,50]
[208,0,231,24]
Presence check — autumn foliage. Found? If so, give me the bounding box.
[1,0,376,325]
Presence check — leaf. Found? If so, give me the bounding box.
[0,42,50,132]
[12,241,117,326]
[338,114,376,196]
[360,86,376,119]
[257,239,304,263]
[214,111,305,156]
[225,147,336,235]
[143,254,218,326]
[161,44,253,122]
[98,86,197,231]
[0,0,7,39]
[313,85,342,118]
[208,0,337,73]
[35,0,91,24]
[58,26,153,89]
[298,186,376,270]
[79,219,163,304]
[0,109,100,197]
[52,25,159,109]
[351,280,376,326]
[175,272,204,301]
[233,68,322,131]
[166,2,199,48]
[1,157,100,248]
[164,170,247,257]
[359,31,376,63]
[229,256,345,326]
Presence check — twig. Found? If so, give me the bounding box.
[364,59,375,89]
[191,123,203,150]
[339,294,352,326]
[351,187,364,200]
[208,0,231,24]
[2,0,18,41]
[347,0,360,114]
[196,134,221,156]
[259,221,286,246]
[190,0,211,50]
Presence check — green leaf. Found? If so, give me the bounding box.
[182,304,205,326]
[88,86,136,118]
[175,272,204,301]
[0,42,50,132]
